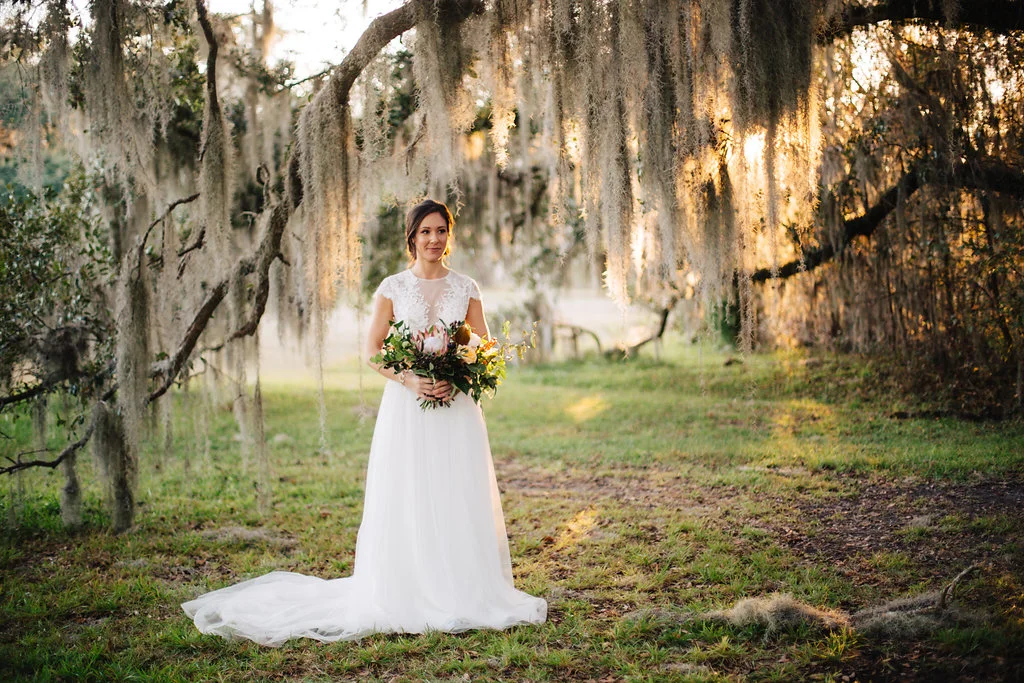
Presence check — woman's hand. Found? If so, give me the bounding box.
[407,375,452,402]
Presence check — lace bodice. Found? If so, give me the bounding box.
[375,269,482,331]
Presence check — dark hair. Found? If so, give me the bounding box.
[404,199,454,264]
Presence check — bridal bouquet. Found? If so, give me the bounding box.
[371,319,532,410]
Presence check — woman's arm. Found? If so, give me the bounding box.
[365,294,449,400]
[364,293,396,367]
[465,296,490,339]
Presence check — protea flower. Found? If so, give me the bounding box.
[414,324,449,355]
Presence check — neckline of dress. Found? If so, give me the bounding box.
[406,268,451,281]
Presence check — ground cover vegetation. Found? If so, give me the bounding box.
[2,0,1023,540]
[2,341,1022,681]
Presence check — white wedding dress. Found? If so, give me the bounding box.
[182,269,546,646]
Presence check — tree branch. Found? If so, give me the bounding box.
[195,0,221,129]
[176,226,206,278]
[146,279,229,404]
[147,193,200,237]
[751,158,1024,283]
[328,1,420,109]
[147,202,289,404]
[279,66,332,91]
[285,0,484,206]
[328,0,483,108]
[819,0,1024,43]
[612,296,680,359]
[1,403,99,476]
[138,193,201,275]
[0,347,115,412]
[752,169,920,283]
[0,380,50,410]
[939,564,980,610]
[227,203,290,342]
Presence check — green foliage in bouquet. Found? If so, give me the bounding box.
[371,319,533,410]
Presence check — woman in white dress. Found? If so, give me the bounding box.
[182,199,546,646]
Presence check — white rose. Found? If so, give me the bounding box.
[467,333,482,349]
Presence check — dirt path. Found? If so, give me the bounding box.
[496,457,1024,584]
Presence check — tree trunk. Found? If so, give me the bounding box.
[524,293,554,363]
[59,451,83,528]
[93,401,135,533]
[1016,349,1023,416]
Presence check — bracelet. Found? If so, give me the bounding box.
[398,370,408,385]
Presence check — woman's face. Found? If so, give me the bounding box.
[412,212,449,263]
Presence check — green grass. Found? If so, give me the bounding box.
[1,339,1023,681]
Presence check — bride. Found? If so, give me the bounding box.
[182,199,547,646]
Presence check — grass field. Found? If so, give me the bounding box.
[2,340,1023,681]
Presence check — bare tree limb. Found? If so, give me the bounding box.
[287,0,484,204]
[137,193,201,272]
[0,380,51,410]
[176,226,206,278]
[146,193,200,238]
[279,66,332,91]
[608,296,680,359]
[751,169,920,283]
[555,324,603,354]
[146,279,230,404]
[328,1,418,109]
[628,300,677,354]
[0,403,99,476]
[284,0,421,208]
[405,119,427,175]
[939,564,981,611]
[1,349,116,411]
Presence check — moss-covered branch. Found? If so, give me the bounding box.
[288,0,484,207]
[819,0,1024,43]
[751,158,1024,283]
[226,203,291,342]
[195,0,221,144]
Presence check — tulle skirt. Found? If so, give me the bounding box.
[181,382,547,646]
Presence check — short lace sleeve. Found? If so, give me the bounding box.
[466,276,482,301]
[374,275,396,301]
